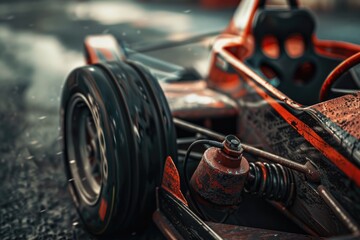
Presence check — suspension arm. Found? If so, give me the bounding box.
[173,118,320,182]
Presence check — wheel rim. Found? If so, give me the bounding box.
[66,93,103,205]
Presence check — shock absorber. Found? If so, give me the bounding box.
[245,162,296,206]
[189,135,249,208]
[188,135,296,212]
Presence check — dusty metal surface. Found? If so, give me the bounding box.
[0,0,359,239]
[317,185,360,234]
[311,92,360,139]
[206,222,316,240]
[174,118,320,182]
[161,156,188,205]
[163,80,239,119]
[308,92,360,170]
[190,137,249,207]
[152,210,184,240]
[157,188,222,240]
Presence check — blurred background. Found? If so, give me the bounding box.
[0,0,359,239]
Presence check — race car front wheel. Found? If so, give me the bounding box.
[60,61,177,236]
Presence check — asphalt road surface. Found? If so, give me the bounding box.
[0,0,359,239]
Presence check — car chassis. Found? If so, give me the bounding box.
[61,0,360,239]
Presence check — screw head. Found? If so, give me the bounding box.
[225,135,242,151]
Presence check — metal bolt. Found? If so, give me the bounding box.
[231,139,239,146]
[225,135,242,151]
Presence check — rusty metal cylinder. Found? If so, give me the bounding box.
[190,135,249,207]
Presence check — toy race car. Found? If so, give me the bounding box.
[60,0,360,239]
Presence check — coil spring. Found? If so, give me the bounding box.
[245,162,296,206]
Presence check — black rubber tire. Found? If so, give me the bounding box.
[60,61,177,236]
